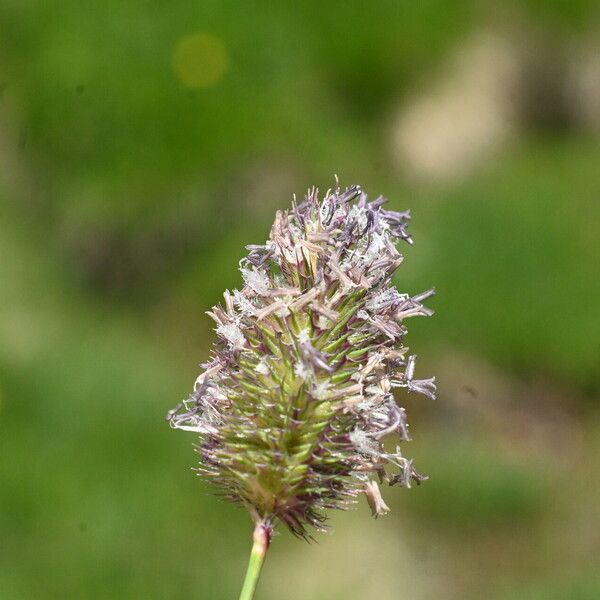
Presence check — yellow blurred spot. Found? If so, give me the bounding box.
[171,32,229,88]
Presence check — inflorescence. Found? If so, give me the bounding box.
[167,183,435,540]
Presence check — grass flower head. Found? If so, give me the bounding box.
[167,183,435,541]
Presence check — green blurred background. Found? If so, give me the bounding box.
[1,2,599,599]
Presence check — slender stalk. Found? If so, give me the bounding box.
[238,522,271,600]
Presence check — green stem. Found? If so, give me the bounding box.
[238,522,271,600]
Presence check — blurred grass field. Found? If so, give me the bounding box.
[1,2,599,599]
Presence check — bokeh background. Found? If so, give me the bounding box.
[1,2,599,599]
